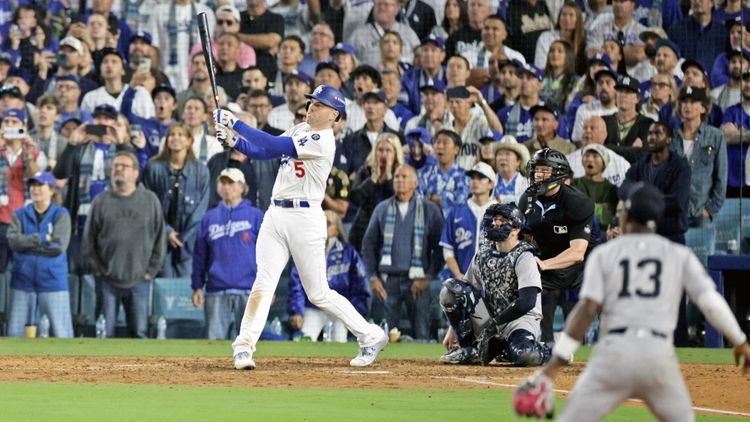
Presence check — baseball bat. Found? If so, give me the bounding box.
[197,12,221,110]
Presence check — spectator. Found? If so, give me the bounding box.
[314,62,344,93]
[572,144,619,228]
[638,38,680,100]
[378,31,411,77]
[240,67,272,104]
[269,36,306,97]
[525,104,575,155]
[475,131,500,170]
[625,121,690,243]
[192,168,264,340]
[440,161,497,280]
[640,72,678,123]
[493,135,530,204]
[446,0,492,58]
[571,68,619,143]
[54,75,92,131]
[603,75,653,163]
[712,0,750,23]
[404,127,437,171]
[84,150,166,338]
[141,0,215,92]
[206,148,257,211]
[568,54,612,113]
[124,31,170,88]
[381,67,414,129]
[711,17,750,88]
[481,58,520,112]
[404,79,453,137]
[189,5,256,76]
[180,96,223,164]
[446,55,471,89]
[711,49,749,112]
[27,36,98,105]
[344,65,400,136]
[331,43,359,100]
[721,71,750,190]
[633,0,683,29]
[287,210,369,342]
[463,15,525,72]
[400,0,437,40]
[244,90,282,212]
[237,0,284,80]
[34,95,66,170]
[587,0,646,68]
[215,33,249,102]
[362,164,444,341]
[267,71,313,130]
[348,133,403,252]
[534,2,586,74]
[431,0,469,40]
[446,85,503,169]
[401,35,448,115]
[6,171,72,338]
[176,53,229,118]
[505,0,553,63]
[602,38,627,76]
[299,24,336,77]
[128,85,179,165]
[350,0,420,66]
[80,48,155,120]
[567,115,631,186]
[627,26,666,84]
[672,86,727,265]
[668,0,728,73]
[679,59,723,126]
[497,63,544,143]
[540,40,580,111]
[418,129,470,218]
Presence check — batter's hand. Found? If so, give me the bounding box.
[192,288,203,308]
[215,124,237,148]
[370,277,387,301]
[734,341,750,375]
[214,109,238,129]
[411,278,430,299]
[289,314,303,330]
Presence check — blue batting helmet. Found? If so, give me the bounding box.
[305,85,347,120]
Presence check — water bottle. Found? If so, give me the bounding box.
[156,315,167,340]
[39,314,50,338]
[322,320,333,342]
[95,314,106,338]
[380,319,389,338]
[271,317,283,337]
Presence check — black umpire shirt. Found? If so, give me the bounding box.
[518,184,595,290]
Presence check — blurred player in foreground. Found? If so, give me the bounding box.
[513,181,750,421]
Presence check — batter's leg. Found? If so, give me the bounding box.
[232,212,291,355]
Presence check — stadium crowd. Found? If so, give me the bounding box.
[0,0,747,344]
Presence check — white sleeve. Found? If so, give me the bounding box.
[134,88,155,119]
[515,251,541,291]
[463,258,483,291]
[80,91,95,113]
[695,289,748,347]
[292,130,334,160]
[579,248,605,303]
[587,22,605,51]
[571,105,589,143]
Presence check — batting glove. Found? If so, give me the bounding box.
[214,109,238,129]
[512,370,555,419]
[215,124,237,148]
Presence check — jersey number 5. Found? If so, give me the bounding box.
[618,258,661,298]
[294,161,305,178]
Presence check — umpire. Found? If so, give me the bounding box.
[518,148,595,342]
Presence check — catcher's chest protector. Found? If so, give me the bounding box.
[477,241,535,318]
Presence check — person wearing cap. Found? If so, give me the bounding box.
[80,48,155,120]
[572,144,619,228]
[189,4,257,77]
[720,70,750,190]
[344,65,401,136]
[463,15,525,73]
[445,0,492,59]
[601,75,653,163]
[568,115,631,186]
[671,85,727,266]
[493,135,530,204]
[6,171,72,338]
[586,0,647,67]
[269,36,306,97]
[497,62,545,143]
[299,24,336,78]
[349,0,420,67]
[27,36,98,106]
[267,70,313,130]
[405,127,437,171]
[514,179,750,421]
[404,79,453,137]
[401,35,448,115]
[53,75,94,131]
[34,95,67,170]
[711,48,749,112]
[84,150,166,338]
[381,67,415,129]
[637,38,681,100]
[567,54,612,114]
[126,85,179,163]
[125,31,170,89]
[668,0,728,74]
[439,161,498,281]
[330,43,359,100]
[342,90,404,177]
[475,130,501,169]
[711,16,750,88]
[525,104,575,155]
[677,59,724,127]
[627,27,665,84]
[482,58,521,113]
[571,68,619,142]
[191,168,264,340]
[506,0,553,63]
[418,129,470,218]
[140,0,215,92]
[447,85,503,169]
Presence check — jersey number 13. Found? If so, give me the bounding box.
[618,258,662,298]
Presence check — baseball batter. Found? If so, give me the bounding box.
[214,85,388,370]
[513,182,750,421]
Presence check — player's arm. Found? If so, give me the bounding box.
[537,199,593,271]
[536,238,588,271]
[214,110,297,159]
[492,252,542,325]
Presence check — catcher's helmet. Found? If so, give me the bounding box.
[482,202,525,241]
[305,85,347,120]
[526,148,571,196]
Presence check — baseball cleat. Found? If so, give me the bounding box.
[440,346,480,365]
[233,351,256,370]
[350,330,388,367]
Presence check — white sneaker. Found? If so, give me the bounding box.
[350,330,388,367]
[234,351,256,370]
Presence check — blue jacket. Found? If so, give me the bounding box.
[668,16,728,73]
[401,66,447,115]
[286,238,369,317]
[8,203,70,292]
[439,202,481,280]
[192,199,264,292]
[672,123,727,224]
[720,104,750,188]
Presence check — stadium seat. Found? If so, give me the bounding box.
[152,278,205,339]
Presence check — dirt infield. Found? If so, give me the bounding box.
[1,355,748,415]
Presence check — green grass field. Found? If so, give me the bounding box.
[0,338,744,421]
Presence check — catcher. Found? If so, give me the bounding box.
[513,182,750,420]
[439,202,551,366]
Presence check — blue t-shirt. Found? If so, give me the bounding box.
[720,104,750,188]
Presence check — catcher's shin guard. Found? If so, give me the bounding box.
[507,329,551,367]
[440,278,482,347]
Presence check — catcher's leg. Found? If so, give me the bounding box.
[506,329,551,367]
[439,278,484,347]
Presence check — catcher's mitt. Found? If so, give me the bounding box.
[512,371,555,419]
[476,323,504,366]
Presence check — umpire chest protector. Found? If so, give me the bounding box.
[476,241,535,319]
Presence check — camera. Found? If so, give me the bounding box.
[85,124,108,137]
[3,127,25,140]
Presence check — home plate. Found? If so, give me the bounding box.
[340,370,391,375]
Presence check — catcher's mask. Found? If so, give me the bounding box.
[482,203,525,241]
[526,148,571,197]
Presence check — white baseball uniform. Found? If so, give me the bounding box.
[232,123,383,355]
[558,233,739,422]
